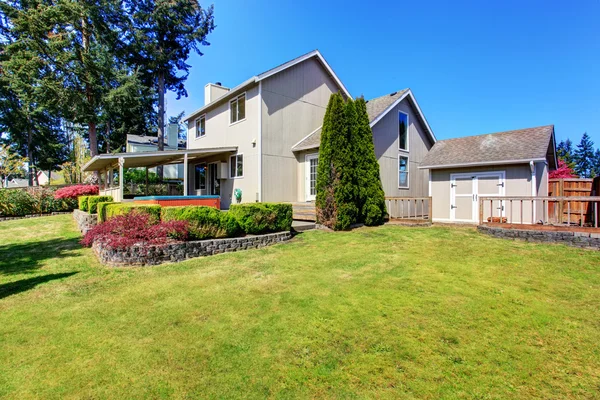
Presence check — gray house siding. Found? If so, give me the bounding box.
[372,97,434,198]
[260,57,343,202]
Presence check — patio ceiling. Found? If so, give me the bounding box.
[82,147,238,172]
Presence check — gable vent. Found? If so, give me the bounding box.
[390,92,397,96]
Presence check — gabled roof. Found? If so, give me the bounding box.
[419,125,557,169]
[183,50,351,122]
[366,89,436,143]
[291,89,436,152]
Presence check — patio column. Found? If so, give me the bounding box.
[145,167,149,196]
[183,153,189,196]
[118,157,125,202]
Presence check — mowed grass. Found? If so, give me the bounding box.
[0,216,599,399]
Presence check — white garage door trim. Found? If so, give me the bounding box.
[450,171,506,223]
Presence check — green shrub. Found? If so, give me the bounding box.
[97,201,117,223]
[104,203,161,223]
[161,206,240,240]
[229,203,293,234]
[0,188,76,217]
[87,196,114,214]
[79,196,90,212]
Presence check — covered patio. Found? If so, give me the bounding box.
[82,147,237,202]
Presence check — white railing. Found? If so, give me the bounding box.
[100,186,122,202]
[385,197,432,221]
[478,196,600,227]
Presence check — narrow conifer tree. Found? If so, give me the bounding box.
[315,95,336,227]
[354,98,386,225]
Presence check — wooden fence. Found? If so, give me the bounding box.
[548,178,595,225]
[385,197,432,221]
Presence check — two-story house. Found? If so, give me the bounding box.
[182,50,436,209]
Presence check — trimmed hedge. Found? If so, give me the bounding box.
[229,203,293,234]
[78,196,90,212]
[0,188,77,217]
[97,201,117,223]
[161,206,240,240]
[87,196,114,214]
[104,203,162,223]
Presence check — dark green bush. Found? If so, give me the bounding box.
[161,206,240,240]
[104,203,161,223]
[97,201,117,223]
[0,188,77,217]
[229,203,293,234]
[79,196,90,212]
[87,196,114,214]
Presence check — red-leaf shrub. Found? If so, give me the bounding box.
[81,211,189,249]
[54,185,99,200]
[549,159,577,179]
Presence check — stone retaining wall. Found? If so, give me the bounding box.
[478,225,600,250]
[93,231,293,267]
[73,209,97,234]
[0,211,72,222]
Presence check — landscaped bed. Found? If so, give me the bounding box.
[0,215,599,398]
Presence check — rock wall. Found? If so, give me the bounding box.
[93,231,293,267]
[478,225,600,250]
[73,209,97,234]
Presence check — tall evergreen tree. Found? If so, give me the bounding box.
[316,94,338,228]
[574,133,595,178]
[591,148,600,178]
[557,139,576,170]
[354,98,386,225]
[128,0,214,178]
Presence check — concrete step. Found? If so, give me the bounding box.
[292,220,316,232]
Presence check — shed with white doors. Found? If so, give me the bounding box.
[420,125,557,224]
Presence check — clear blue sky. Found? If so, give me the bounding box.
[167,0,600,145]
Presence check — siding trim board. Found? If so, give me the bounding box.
[420,158,546,170]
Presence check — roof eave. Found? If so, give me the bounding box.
[419,158,547,170]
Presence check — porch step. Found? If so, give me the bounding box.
[289,202,316,222]
[292,220,316,232]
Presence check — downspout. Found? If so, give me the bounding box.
[257,81,262,202]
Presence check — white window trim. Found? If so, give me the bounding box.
[229,153,244,179]
[398,110,409,152]
[229,92,247,126]
[398,154,409,189]
[195,114,206,139]
[195,162,207,190]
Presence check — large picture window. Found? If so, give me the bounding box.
[230,154,243,178]
[195,163,206,190]
[230,94,246,124]
[399,111,409,151]
[195,115,205,138]
[398,155,409,188]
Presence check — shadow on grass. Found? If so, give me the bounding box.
[0,272,78,299]
[0,237,82,275]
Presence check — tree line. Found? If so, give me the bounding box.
[0,0,215,185]
[556,132,600,178]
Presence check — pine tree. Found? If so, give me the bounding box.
[333,98,358,230]
[316,93,340,228]
[354,98,386,225]
[127,0,214,178]
[557,139,576,170]
[574,133,595,178]
[591,149,600,178]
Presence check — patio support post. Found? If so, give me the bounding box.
[145,167,149,196]
[118,157,125,202]
[183,153,189,196]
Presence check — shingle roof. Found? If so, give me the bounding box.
[127,134,186,149]
[365,89,409,122]
[291,127,322,152]
[420,125,555,169]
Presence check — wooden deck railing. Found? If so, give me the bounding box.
[385,197,432,221]
[478,196,600,227]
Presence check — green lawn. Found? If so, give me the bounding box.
[0,215,599,399]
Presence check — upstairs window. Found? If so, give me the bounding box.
[399,111,409,151]
[230,93,246,124]
[195,115,205,138]
[230,154,243,178]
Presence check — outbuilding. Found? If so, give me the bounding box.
[421,125,557,223]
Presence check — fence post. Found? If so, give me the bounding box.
[479,198,484,225]
[428,197,433,222]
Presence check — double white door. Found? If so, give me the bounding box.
[450,172,505,222]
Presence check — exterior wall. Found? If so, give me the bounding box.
[261,58,342,203]
[186,85,260,208]
[126,143,183,180]
[372,97,434,198]
[430,164,535,222]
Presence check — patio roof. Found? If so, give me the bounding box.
[82,147,238,172]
